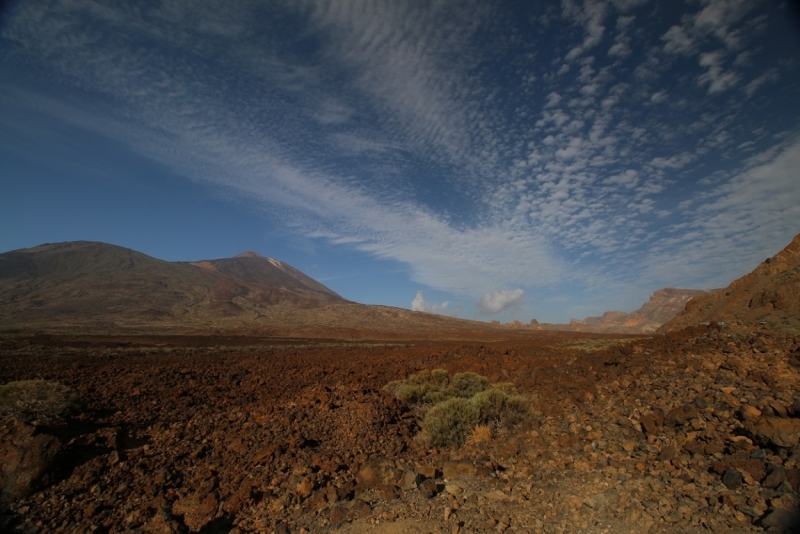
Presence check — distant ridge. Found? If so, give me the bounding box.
[0,241,346,332]
[535,287,715,334]
[660,232,800,333]
[0,241,509,339]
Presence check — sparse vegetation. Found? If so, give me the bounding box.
[0,380,82,425]
[386,369,532,448]
[561,337,638,352]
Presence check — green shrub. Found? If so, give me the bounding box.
[424,398,480,448]
[430,368,449,387]
[500,394,530,426]
[471,388,507,421]
[0,380,81,424]
[448,372,489,398]
[387,368,533,448]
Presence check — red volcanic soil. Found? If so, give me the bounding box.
[2,325,800,533]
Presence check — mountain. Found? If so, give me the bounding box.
[536,288,715,334]
[0,241,505,338]
[660,232,800,333]
[0,241,345,331]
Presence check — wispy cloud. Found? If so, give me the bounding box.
[1,0,798,321]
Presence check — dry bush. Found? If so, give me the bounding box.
[448,372,489,398]
[423,397,480,448]
[387,369,532,448]
[465,424,493,446]
[0,380,81,425]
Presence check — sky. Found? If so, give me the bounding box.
[1,0,800,324]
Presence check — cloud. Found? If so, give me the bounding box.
[478,289,524,315]
[1,0,797,323]
[411,290,450,314]
[744,68,779,97]
[698,50,740,93]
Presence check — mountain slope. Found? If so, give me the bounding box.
[0,241,510,338]
[659,232,800,333]
[0,241,346,332]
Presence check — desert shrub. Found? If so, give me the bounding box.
[424,398,480,448]
[500,394,530,426]
[471,388,507,421]
[0,380,81,424]
[430,368,449,387]
[448,372,489,398]
[395,383,434,404]
[466,424,493,446]
[387,368,533,448]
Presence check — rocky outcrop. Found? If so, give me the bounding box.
[537,287,714,334]
[0,419,60,507]
[661,232,800,333]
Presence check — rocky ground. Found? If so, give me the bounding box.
[1,323,799,533]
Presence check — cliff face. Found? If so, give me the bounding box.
[538,288,715,334]
[660,233,800,333]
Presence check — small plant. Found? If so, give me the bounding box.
[386,369,531,448]
[424,398,480,448]
[466,424,493,446]
[0,380,82,425]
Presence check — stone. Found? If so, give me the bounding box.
[640,414,659,436]
[764,465,785,489]
[760,508,797,529]
[445,484,463,495]
[171,491,219,532]
[356,456,402,490]
[443,460,478,480]
[722,468,743,489]
[485,490,507,501]
[418,478,438,499]
[751,417,800,448]
[0,419,61,506]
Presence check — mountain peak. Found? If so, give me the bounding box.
[236,250,264,259]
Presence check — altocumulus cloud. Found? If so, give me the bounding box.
[478,289,524,315]
[411,291,450,314]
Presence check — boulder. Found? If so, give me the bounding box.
[751,417,800,448]
[0,419,61,506]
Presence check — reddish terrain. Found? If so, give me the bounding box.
[2,235,800,533]
[2,324,800,534]
[662,233,800,334]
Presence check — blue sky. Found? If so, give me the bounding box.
[1,0,800,323]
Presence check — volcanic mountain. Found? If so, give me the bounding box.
[660,232,800,333]
[0,241,501,338]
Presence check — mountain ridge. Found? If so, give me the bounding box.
[0,241,507,338]
[660,232,800,333]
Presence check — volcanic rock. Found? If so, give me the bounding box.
[661,232,800,332]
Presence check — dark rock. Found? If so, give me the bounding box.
[760,508,798,529]
[418,478,438,499]
[722,468,744,489]
[764,465,786,489]
[750,448,768,459]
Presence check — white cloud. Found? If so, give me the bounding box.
[698,51,739,93]
[744,68,779,97]
[478,289,524,315]
[411,290,450,314]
